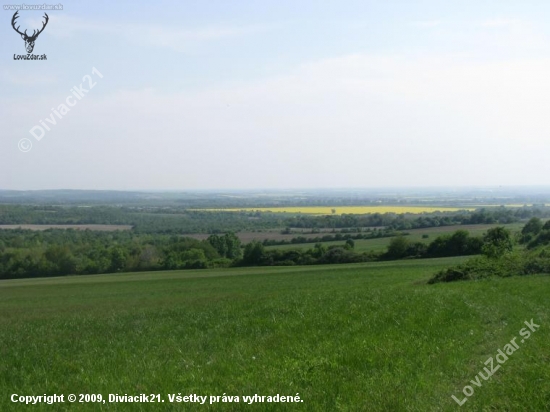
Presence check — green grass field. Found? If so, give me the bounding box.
[1,257,548,411]
[266,223,525,253]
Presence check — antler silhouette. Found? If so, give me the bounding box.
[30,13,49,39]
[11,11,49,40]
[11,11,26,37]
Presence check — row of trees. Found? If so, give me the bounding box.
[3,205,550,234]
[0,219,531,279]
[0,230,243,279]
[384,228,513,260]
[0,226,493,278]
[288,207,549,230]
[261,228,400,247]
[519,217,550,248]
[241,240,372,267]
[0,205,287,234]
[239,229,501,267]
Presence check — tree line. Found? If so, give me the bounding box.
[0,230,242,279]
[261,228,401,246]
[2,205,550,234]
[241,230,488,267]
[0,226,500,279]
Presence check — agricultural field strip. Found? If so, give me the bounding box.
[0,259,457,288]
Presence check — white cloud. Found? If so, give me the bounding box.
[3,52,550,189]
[464,17,546,53]
[0,69,56,86]
[411,20,441,28]
[479,18,517,28]
[42,14,271,52]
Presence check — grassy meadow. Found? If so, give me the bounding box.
[1,257,549,411]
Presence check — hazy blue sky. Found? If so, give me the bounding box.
[2,0,550,190]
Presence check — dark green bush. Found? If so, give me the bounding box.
[429,248,550,283]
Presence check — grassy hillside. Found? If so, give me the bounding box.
[1,258,548,411]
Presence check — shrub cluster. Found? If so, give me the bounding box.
[429,248,550,283]
[429,220,550,283]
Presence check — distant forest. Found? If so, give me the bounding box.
[1,204,550,234]
[2,205,550,279]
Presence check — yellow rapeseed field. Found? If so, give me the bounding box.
[199,206,475,215]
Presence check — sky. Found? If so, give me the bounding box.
[2,0,550,190]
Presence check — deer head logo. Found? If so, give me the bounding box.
[11,11,49,54]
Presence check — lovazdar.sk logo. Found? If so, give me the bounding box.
[11,11,48,60]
